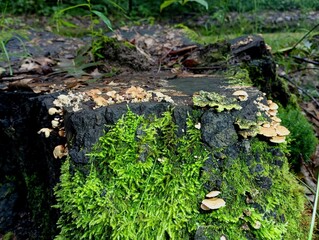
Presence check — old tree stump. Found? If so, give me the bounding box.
[0,29,308,239]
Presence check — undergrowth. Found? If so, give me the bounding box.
[278,105,318,168]
[54,109,308,239]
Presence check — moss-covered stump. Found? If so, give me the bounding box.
[0,32,312,239]
[53,82,308,239]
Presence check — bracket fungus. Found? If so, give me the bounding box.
[48,107,62,115]
[255,97,290,143]
[53,145,68,159]
[201,198,226,210]
[37,128,52,138]
[206,190,221,198]
[201,190,225,210]
[232,90,248,101]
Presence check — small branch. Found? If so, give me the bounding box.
[292,56,319,66]
[280,73,319,108]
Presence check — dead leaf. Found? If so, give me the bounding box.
[90,68,103,78]
[19,58,41,72]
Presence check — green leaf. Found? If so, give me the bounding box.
[91,10,113,31]
[160,0,179,12]
[186,0,208,9]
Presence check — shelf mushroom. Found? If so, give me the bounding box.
[232,90,248,101]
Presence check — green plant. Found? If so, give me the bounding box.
[53,0,113,35]
[160,0,208,12]
[278,105,318,167]
[0,7,29,75]
[54,44,103,77]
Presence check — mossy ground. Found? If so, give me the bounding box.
[54,109,309,239]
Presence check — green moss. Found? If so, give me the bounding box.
[54,109,308,239]
[200,139,308,239]
[22,172,53,237]
[193,91,242,112]
[3,232,15,240]
[227,68,253,86]
[54,109,210,239]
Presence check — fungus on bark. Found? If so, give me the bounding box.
[232,90,248,101]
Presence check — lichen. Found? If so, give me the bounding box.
[193,90,242,112]
[235,118,259,138]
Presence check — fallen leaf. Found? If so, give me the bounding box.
[90,68,103,78]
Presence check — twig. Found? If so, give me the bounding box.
[288,67,319,75]
[292,56,319,66]
[292,22,319,52]
[280,73,319,108]
[166,45,198,56]
[302,106,319,125]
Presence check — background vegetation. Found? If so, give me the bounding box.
[1,0,319,16]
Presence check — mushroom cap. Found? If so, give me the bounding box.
[87,89,102,97]
[262,123,271,128]
[270,136,286,143]
[268,102,279,110]
[206,190,221,198]
[271,116,282,123]
[233,90,248,101]
[48,107,62,115]
[259,126,277,137]
[53,145,68,159]
[38,128,52,138]
[275,125,290,136]
[200,203,210,211]
[268,109,277,116]
[233,90,248,97]
[202,198,226,210]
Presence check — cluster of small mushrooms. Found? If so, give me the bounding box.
[37,86,174,159]
[255,99,290,143]
[232,90,290,143]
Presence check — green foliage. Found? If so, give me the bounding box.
[2,232,15,240]
[54,44,103,77]
[54,109,209,239]
[278,105,318,166]
[0,8,29,75]
[53,0,113,35]
[160,0,208,12]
